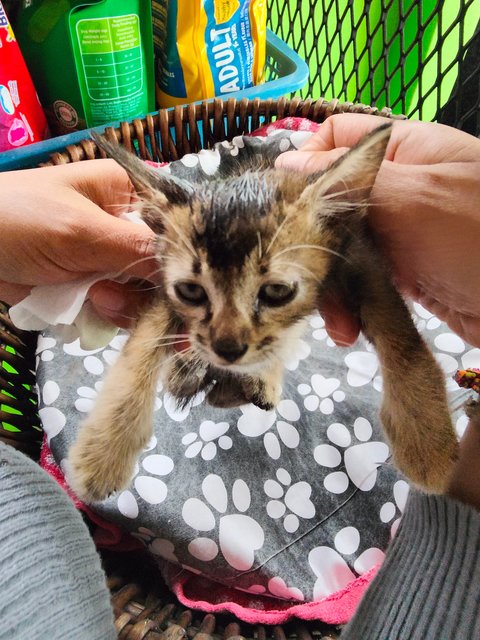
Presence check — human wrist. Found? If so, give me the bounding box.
[369,159,480,328]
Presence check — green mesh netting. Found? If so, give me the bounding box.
[268,0,480,135]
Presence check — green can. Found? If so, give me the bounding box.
[16,0,155,134]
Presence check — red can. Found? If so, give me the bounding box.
[0,2,48,151]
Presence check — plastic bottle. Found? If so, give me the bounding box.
[0,1,48,151]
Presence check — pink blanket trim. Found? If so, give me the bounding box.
[249,116,321,137]
[162,562,380,625]
[40,439,141,551]
[39,115,384,625]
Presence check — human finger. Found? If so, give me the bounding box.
[0,282,32,305]
[89,280,154,329]
[57,159,136,216]
[319,292,361,346]
[298,113,394,153]
[275,147,349,173]
[64,209,158,281]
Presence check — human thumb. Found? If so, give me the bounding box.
[275,147,349,174]
[80,211,158,282]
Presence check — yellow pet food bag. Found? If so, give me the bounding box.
[152,0,266,107]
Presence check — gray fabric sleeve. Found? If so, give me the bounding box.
[341,491,480,639]
[0,442,116,640]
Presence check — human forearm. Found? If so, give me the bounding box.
[340,489,480,639]
[370,160,480,345]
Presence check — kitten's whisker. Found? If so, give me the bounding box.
[161,216,197,259]
[168,351,201,388]
[150,348,191,382]
[322,185,372,201]
[131,283,164,292]
[165,349,192,371]
[158,348,194,374]
[136,335,190,348]
[274,260,322,282]
[158,351,183,369]
[157,235,188,253]
[107,312,138,322]
[143,265,162,277]
[264,208,294,256]
[108,255,160,280]
[271,244,348,262]
[257,231,263,260]
[153,339,193,349]
[103,202,136,211]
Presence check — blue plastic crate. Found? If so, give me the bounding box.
[0,29,308,171]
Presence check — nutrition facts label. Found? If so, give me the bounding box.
[75,14,143,102]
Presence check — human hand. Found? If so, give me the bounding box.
[447,409,480,509]
[276,114,480,347]
[0,159,158,328]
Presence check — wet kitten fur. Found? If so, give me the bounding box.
[68,125,458,502]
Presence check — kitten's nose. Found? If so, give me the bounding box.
[212,339,248,363]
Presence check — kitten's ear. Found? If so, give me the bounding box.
[299,122,392,210]
[91,132,193,205]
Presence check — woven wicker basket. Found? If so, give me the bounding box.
[41,96,401,166]
[0,97,402,639]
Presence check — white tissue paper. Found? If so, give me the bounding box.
[9,274,119,350]
[8,211,148,350]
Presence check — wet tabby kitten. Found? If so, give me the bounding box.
[68,124,458,502]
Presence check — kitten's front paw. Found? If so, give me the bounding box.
[67,425,138,503]
[249,394,275,412]
[243,377,280,412]
[207,378,249,408]
[168,357,210,399]
[383,410,458,493]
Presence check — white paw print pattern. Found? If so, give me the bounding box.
[411,304,473,396]
[237,399,301,459]
[131,528,179,563]
[38,379,65,444]
[283,338,311,371]
[297,373,345,415]
[412,302,442,332]
[63,333,127,377]
[162,390,205,422]
[182,474,264,571]
[220,136,255,158]
[245,576,304,601]
[65,333,169,413]
[264,467,315,533]
[456,413,470,438]
[182,420,233,460]
[308,526,385,599]
[379,479,410,538]
[115,436,175,519]
[309,314,336,347]
[36,335,57,365]
[74,381,102,413]
[180,147,221,173]
[344,340,382,391]
[314,417,389,494]
[74,380,162,416]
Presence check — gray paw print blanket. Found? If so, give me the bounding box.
[35,119,470,625]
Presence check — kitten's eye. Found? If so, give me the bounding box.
[258,283,297,307]
[174,282,208,305]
